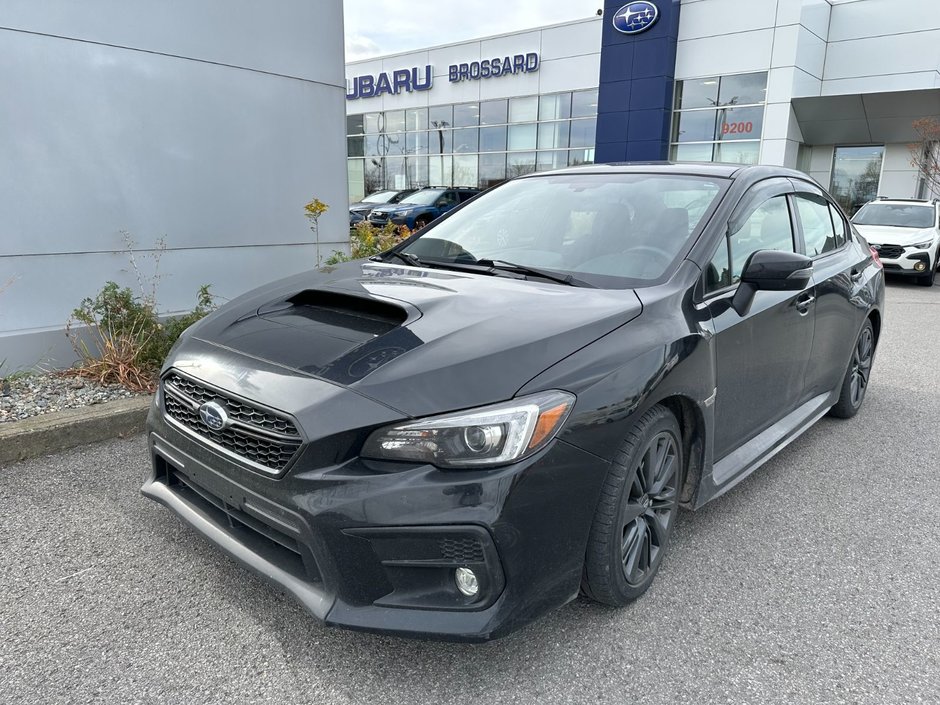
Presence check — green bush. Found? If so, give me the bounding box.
[326,220,412,264]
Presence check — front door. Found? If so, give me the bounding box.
[702,180,817,460]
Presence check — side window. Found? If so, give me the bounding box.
[705,195,794,294]
[437,191,459,207]
[828,203,848,248]
[795,194,837,257]
[457,190,476,203]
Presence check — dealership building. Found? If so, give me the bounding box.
[345,0,940,214]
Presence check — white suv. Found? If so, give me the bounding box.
[851,198,940,287]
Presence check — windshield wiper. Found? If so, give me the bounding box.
[475,259,594,288]
[377,250,423,267]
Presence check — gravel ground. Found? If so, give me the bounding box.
[0,374,142,423]
[1,280,938,705]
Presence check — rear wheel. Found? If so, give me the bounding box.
[829,319,875,419]
[414,215,431,229]
[582,405,683,606]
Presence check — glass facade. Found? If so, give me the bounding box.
[829,146,885,215]
[670,72,768,165]
[346,89,598,201]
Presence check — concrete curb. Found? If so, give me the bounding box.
[0,395,152,466]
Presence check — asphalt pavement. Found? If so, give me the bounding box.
[2,280,939,705]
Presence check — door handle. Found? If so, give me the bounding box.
[795,294,816,312]
[851,268,864,281]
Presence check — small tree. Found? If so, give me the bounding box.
[304,197,330,266]
[909,118,940,199]
[325,221,411,265]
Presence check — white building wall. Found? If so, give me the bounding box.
[344,19,602,114]
[0,0,348,371]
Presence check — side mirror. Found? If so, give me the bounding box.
[731,250,813,316]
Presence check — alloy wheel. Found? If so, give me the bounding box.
[850,326,874,408]
[621,431,679,587]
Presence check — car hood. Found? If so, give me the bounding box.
[188,261,642,416]
[853,224,937,246]
[371,204,418,215]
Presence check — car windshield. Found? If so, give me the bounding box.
[399,173,726,287]
[853,203,935,228]
[361,190,400,204]
[400,190,445,206]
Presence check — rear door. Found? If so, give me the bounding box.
[701,178,817,460]
[789,181,871,399]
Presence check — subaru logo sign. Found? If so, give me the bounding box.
[612,1,659,35]
[198,401,229,431]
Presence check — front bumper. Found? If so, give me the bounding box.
[143,406,608,642]
[873,248,935,275]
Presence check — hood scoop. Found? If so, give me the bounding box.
[266,290,408,336]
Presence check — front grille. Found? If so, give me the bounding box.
[875,244,905,260]
[162,372,302,474]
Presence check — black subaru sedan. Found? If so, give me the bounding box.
[143,163,885,641]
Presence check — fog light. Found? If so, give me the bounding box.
[914,262,927,272]
[454,567,479,597]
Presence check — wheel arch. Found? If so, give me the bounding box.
[657,394,707,510]
[867,308,882,347]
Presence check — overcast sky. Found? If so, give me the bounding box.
[344,0,604,61]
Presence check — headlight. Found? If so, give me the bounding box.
[361,391,575,468]
[911,241,934,249]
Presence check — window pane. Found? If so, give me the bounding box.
[675,77,719,110]
[540,93,571,121]
[364,113,381,134]
[364,159,383,194]
[407,156,429,187]
[568,148,594,166]
[673,110,717,142]
[571,89,599,118]
[536,150,569,172]
[479,153,506,187]
[569,118,597,149]
[830,146,885,215]
[480,125,507,152]
[538,121,570,149]
[829,204,848,246]
[452,127,478,153]
[718,72,767,106]
[716,106,764,141]
[365,135,381,157]
[509,96,539,123]
[429,105,453,128]
[347,135,364,158]
[428,128,453,154]
[507,151,537,177]
[382,132,406,156]
[347,114,365,136]
[480,99,508,126]
[429,155,453,187]
[406,131,429,155]
[508,124,537,151]
[385,157,407,189]
[406,108,428,132]
[672,143,714,162]
[716,141,759,165]
[729,196,794,282]
[453,154,478,187]
[796,194,837,257]
[385,110,406,133]
[348,159,365,203]
[705,238,731,293]
[453,103,480,127]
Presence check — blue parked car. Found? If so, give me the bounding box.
[349,189,417,226]
[368,187,480,229]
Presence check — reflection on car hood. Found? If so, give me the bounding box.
[853,224,938,246]
[190,261,643,416]
[370,204,416,215]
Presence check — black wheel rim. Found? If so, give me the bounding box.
[621,431,679,588]
[850,326,874,409]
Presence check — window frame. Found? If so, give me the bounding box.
[789,179,851,261]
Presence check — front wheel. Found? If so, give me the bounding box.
[582,405,683,606]
[829,319,875,419]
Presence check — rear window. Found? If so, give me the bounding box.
[853,203,935,228]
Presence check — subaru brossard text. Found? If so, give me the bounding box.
[143,164,885,641]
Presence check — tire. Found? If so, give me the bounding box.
[829,318,875,419]
[414,215,431,229]
[582,405,683,606]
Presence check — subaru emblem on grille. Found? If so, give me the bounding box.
[198,401,229,431]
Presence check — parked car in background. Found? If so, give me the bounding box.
[143,163,884,642]
[367,187,480,230]
[349,189,417,226]
[852,197,940,286]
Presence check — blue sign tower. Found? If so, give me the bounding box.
[595,0,682,162]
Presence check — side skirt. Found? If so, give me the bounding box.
[696,392,833,508]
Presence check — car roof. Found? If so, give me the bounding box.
[864,198,935,206]
[519,161,817,186]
